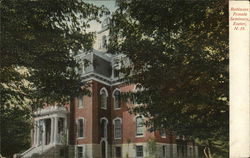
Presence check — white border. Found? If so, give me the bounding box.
[229,1,250,157]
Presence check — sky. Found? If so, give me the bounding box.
[84,0,117,32]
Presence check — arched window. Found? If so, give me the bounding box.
[136,116,144,136]
[100,139,107,158]
[113,118,122,139]
[135,84,143,91]
[100,117,108,138]
[102,35,107,49]
[113,89,121,109]
[77,118,85,138]
[160,128,166,138]
[100,88,108,109]
[79,63,86,74]
[133,84,143,105]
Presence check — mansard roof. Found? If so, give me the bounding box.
[93,53,112,78]
[74,48,125,86]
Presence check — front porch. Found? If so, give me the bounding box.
[16,106,69,158]
[33,105,68,147]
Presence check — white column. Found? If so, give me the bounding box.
[64,117,67,131]
[54,117,58,145]
[64,117,68,145]
[33,123,37,146]
[36,120,40,146]
[42,120,46,145]
[50,117,54,145]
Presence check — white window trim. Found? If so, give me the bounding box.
[135,134,145,138]
[112,88,121,110]
[100,87,108,110]
[133,84,144,92]
[75,145,85,158]
[135,116,145,138]
[113,117,122,139]
[100,117,109,124]
[100,87,109,97]
[76,117,85,139]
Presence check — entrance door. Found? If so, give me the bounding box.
[101,141,106,158]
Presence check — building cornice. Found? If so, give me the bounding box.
[81,72,125,86]
[33,106,68,117]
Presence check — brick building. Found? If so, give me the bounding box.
[18,18,199,158]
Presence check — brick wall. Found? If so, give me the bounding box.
[67,79,198,158]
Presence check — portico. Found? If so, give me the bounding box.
[32,106,68,147]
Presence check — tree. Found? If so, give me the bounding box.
[0,0,108,156]
[0,106,31,157]
[1,0,109,107]
[109,0,228,157]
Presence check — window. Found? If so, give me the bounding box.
[133,84,143,105]
[100,88,108,109]
[114,69,120,78]
[100,118,108,138]
[78,96,83,108]
[113,60,121,78]
[78,63,85,75]
[136,146,143,157]
[101,140,106,157]
[58,118,64,134]
[115,146,122,157]
[78,118,84,138]
[113,89,121,109]
[102,35,107,49]
[160,128,166,138]
[135,84,143,91]
[132,93,137,105]
[77,146,84,158]
[162,146,166,157]
[114,118,122,139]
[136,116,144,136]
